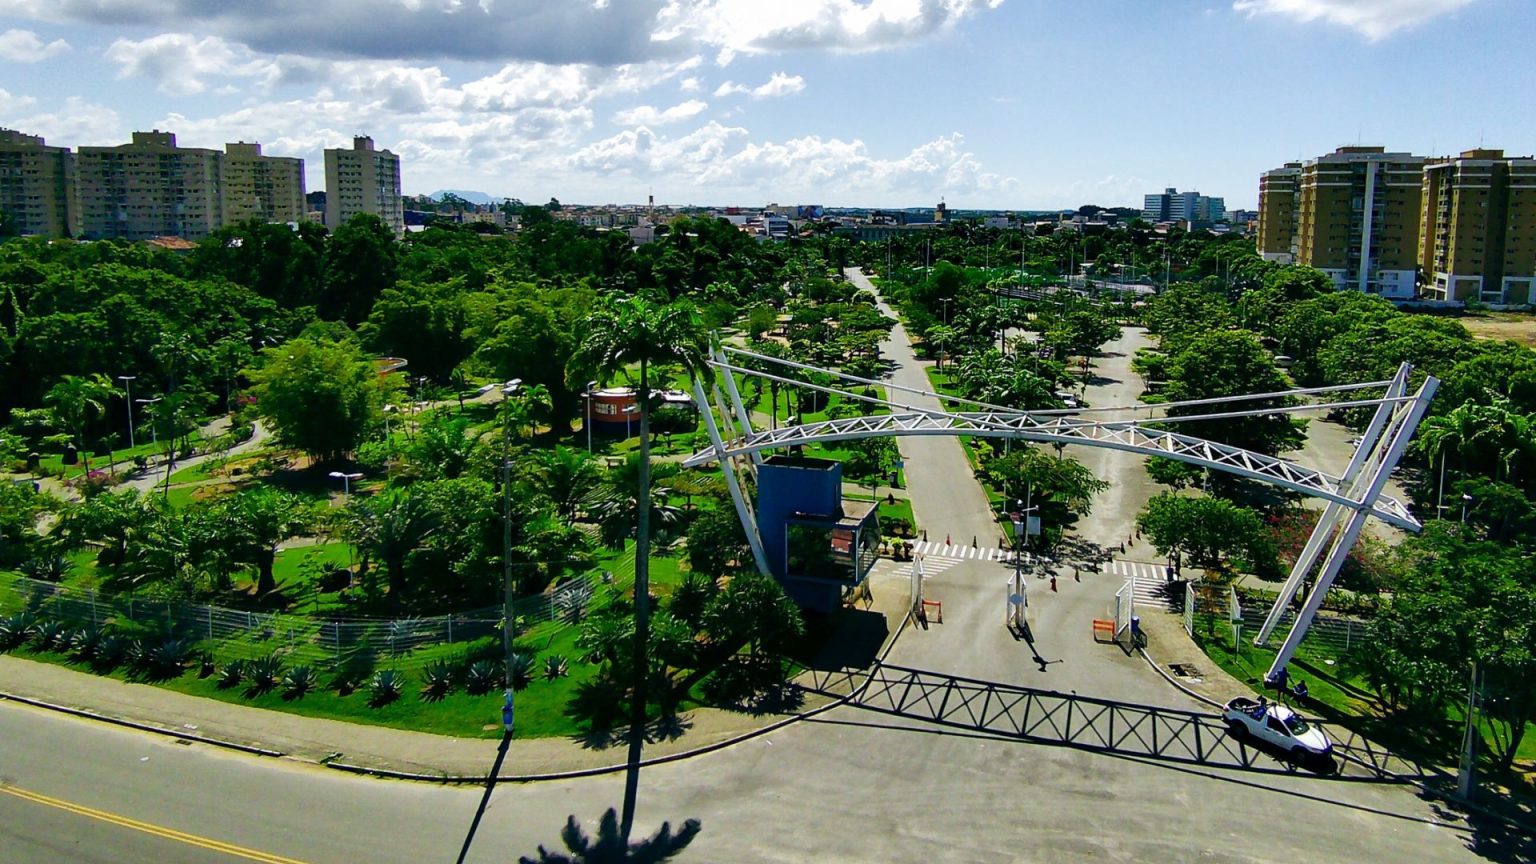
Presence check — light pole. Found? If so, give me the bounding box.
[584,380,598,453]
[940,297,952,326]
[135,396,162,448]
[1461,493,1473,524]
[118,376,137,450]
[327,470,362,497]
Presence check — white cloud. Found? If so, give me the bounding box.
[104,33,274,95]
[0,87,38,114]
[613,99,708,127]
[1232,0,1478,39]
[680,76,702,92]
[0,1,1000,64]
[714,72,805,99]
[0,28,68,62]
[12,96,121,145]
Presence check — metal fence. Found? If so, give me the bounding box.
[0,571,597,670]
[1184,583,1372,656]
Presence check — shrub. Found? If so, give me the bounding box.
[466,660,498,695]
[142,638,192,679]
[543,654,570,681]
[68,626,104,662]
[247,653,284,694]
[368,670,403,707]
[198,651,216,678]
[218,659,248,689]
[509,653,533,691]
[420,661,454,702]
[92,634,127,671]
[30,618,68,652]
[283,665,318,699]
[0,613,36,651]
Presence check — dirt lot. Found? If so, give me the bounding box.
[1459,311,1536,348]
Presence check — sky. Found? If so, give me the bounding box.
[0,0,1532,210]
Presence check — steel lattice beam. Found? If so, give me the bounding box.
[683,409,1419,530]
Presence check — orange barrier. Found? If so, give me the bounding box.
[920,599,944,624]
[1092,619,1116,643]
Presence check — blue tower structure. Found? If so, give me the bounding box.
[753,455,879,614]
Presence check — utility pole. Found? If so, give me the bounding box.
[501,398,516,736]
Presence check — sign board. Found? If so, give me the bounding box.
[1026,516,1041,537]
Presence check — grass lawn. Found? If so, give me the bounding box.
[1190,616,1536,771]
[36,437,197,481]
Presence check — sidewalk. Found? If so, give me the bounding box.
[0,571,911,780]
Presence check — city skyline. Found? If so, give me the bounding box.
[0,0,1531,210]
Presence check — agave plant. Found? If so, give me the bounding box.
[466,660,499,695]
[218,659,247,689]
[368,669,403,707]
[247,653,284,694]
[145,638,192,678]
[543,654,570,681]
[0,613,37,651]
[283,665,318,699]
[31,618,68,652]
[509,652,533,691]
[198,651,216,678]
[123,638,148,670]
[420,661,454,702]
[92,633,127,670]
[68,626,103,661]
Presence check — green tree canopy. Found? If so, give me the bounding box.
[248,336,391,463]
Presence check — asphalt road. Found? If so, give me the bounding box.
[0,271,1505,863]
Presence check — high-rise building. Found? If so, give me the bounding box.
[75,131,224,241]
[324,136,402,234]
[1259,146,1425,298]
[1419,149,1536,305]
[0,128,75,237]
[1142,188,1226,227]
[1257,164,1301,263]
[221,142,305,225]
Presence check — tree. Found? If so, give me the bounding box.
[685,506,750,577]
[984,445,1109,516]
[1134,493,1275,572]
[342,487,438,607]
[519,808,700,864]
[0,480,48,569]
[570,295,711,843]
[247,337,390,463]
[219,488,313,597]
[843,436,898,501]
[44,373,113,470]
[320,214,397,325]
[530,446,602,522]
[358,280,471,384]
[1162,330,1302,456]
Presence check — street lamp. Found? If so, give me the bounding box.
[135,397,162,447]
[1461,493,1473,525]
[328,471,363,497]
[940,296,952,326]
[118,376,137,450]
[584,380,598,453]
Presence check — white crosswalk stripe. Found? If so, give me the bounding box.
[1106,559,1178,609]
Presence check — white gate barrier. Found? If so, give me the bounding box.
[1114,575,1135,644]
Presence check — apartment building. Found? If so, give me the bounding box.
[75,131,224,241]
[324,136,403,234]
[1256,164,1301,263]
[1419,149,1536,304]
[0,128,75,237]
[221,141,306,225]
[1258,147,1425,298]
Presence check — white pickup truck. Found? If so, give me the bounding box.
[1222,697,1335,772]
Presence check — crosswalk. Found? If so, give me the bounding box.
[1104,559,1179,610]
[900,540,1015,562]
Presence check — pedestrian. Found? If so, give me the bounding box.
[1293,680,1309,702]
[1272,666,1290,696]
[1164,564,1173,582]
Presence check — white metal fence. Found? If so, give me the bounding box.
[0,571,597,669]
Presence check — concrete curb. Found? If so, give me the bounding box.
[327,606,916,784]
[0,690,286,759]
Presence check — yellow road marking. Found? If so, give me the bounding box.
[0,783,311,863]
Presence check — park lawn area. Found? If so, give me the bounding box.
[1190,616,1536,771]
[36,437,193,481]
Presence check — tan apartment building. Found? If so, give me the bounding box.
[221,141,306,225]
[1257,147,1425,298]
[1419,149,1536,304]
[1256,163,1301,263]
[75,131,224,241]
[324,136,402,234]
[0,128,76,237]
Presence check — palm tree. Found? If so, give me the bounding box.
[342,488,437,608]
[519,808,700,864]
[571,295,711,843]
[224,488,313,597]
[531,446,602,522]
[45,373,114,473]
[1415,402,1498,516]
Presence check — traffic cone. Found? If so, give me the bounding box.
[946,534,951,546]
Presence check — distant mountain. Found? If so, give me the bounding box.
[430,189,496,205]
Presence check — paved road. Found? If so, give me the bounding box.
[0,273,1504,862]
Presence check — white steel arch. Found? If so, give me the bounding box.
[689,345,1436,683]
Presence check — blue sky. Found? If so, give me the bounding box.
[0,0,1531,210]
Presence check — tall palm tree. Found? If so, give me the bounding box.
[343,488,438,608]
[571,295,711,843]
[1415,401,1498,516]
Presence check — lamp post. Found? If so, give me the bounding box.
[118,376,137,450]
[1461,493,1473,525]
[940,296,952,326]
[327,470,362,497]
[135,396,162,447]
[584,380,598,453]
